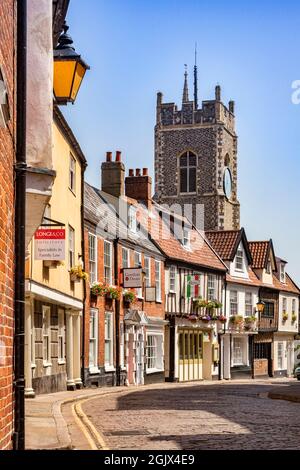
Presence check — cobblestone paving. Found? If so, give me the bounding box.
[82,380,300,450]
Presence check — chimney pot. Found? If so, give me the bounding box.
[106,151,112,162]
[129,169,134,177]
[136,168,141,177]
[116,150,121,162]
[142,168,148,176]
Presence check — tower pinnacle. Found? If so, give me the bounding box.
[182,64,189,103]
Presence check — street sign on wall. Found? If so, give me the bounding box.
[34,229,65,261]
[123,268,143,288]
[145,287,156,302]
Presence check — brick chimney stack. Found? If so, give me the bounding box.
[101,150,125,198]
[125,167,152,208]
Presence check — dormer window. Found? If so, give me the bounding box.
[235,248,243,271]
[182,228,191,249]
[128,206,137,233]
[266,260,271,274]
[280,263,286,283]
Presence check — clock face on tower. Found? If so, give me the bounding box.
[223,167,232,199]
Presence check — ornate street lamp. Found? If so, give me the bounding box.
[256,300,265,313]
[53,22,90,105]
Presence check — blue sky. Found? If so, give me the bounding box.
[64,0,300,282]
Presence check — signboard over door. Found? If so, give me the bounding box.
[34,229,65,261]
[123,268,143,288]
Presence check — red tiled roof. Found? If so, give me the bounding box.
[141,207,226,272]
[206,230,241,260]
[272,273,300,295]
[248,241,270,269]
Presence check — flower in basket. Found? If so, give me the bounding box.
[201,315,211,322]
[292,313,297,323]
[218,315,227,323]
[193,297,209,309]
[91,281,108,297]
[282,312,288,322]
[229,315,244,325]
[244,315,256,330]
[188,314,198,322]
[212,300,223,309]
[106,285,122,300]
[123,290,137,304]
[70,265,88,281]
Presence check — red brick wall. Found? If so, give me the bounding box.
[84,229,165,369]
[0,0,16,451]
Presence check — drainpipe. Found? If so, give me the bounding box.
[218,278,226,381]
[114,238,121,386]
[14,0,27,451]
[81,163,87,386]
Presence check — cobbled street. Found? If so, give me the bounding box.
[81,380,300,450]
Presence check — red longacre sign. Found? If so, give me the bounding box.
[34,229,66,261]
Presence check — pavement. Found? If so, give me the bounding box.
[25,387,123,450]
[25,378,300,450]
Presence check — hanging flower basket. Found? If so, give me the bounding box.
[292,314,297,324]
[123,290,137,305]
[105,286,122,300]
[91,281,108,297]
[69,265,88,282]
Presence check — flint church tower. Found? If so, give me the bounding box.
[154,63,240,231]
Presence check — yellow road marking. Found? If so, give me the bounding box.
[71,397,109,450]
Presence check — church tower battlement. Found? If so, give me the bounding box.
[154,67,240,232]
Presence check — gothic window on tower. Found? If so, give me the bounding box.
[179,151,197,194]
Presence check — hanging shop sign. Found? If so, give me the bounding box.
[123,268,143,288]
[34,229,65,261]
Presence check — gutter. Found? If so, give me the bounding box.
[14,0,27,451]
[114,238,121,386]
[81,161,87,386]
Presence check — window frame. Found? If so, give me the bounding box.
[144,256,151,288]
[68,225,75,270]
[89,308,99,373]
[122,247,130,269]
[146,333,164,373]
[42,305,51,367]
[88,233,97,285]
[182,228,191,249]
[69,153,76,194]
[232,337,244,366]
[169,265,176,293]
[58,308,65,365]
[230,290,238,316]
[134,251,143,298]
[245,292,253,316]
[207,274,216,301]
[104,311,114,370]
[104,240,113,285]
[128,206,137,233]
[277,342,284,370]
[155,260,162,302]
[179,151,197,194]
[235,248,244,271]
[282,297,287,314]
